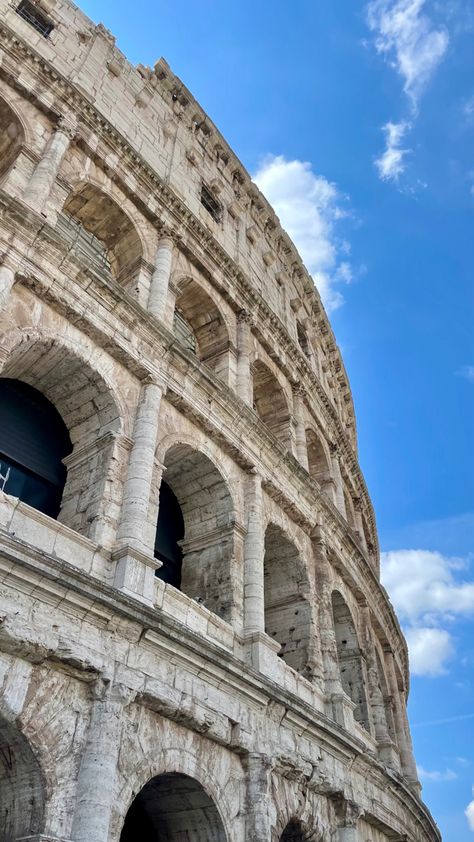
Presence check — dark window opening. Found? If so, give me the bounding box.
[201,184,222,222]
[16,0,54,37]
[0,379,71,518]
[154,481,184,588]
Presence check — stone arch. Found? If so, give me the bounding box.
[173,276,231,381]
[331,590,369,730]
[62,181,143,284]
[253,359,291,447]
[272,805,326,842]
[120,771,228,842]
[305,427,330,486]
[264,522,313,675]
[114,746,236,842]
[0,95,26,182]
[0,703,45,842]
[0,334,125,541]
[156,442,237,620]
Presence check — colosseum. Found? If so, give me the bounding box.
[0,1,441,840]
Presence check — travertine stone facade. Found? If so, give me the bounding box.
[0,1,439,840]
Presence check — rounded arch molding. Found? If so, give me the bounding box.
[112,746,241,842]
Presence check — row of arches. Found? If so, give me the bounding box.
[0,94,367,541]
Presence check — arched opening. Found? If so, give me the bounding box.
[120,772,227,842]
[155,444,235,620]
[1,339,122,541]
[62,183,142,284]
[0,714,45,841]
[0,379,71,518]
[280,820,311,841]
[264,524,312,675]
[253,361,291,447]
[331,591,369,730]
[297,321,310,359]
[0,98,24,183]
[174,279,231,381]
[305,428,330,486]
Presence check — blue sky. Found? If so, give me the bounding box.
[79,1,474,837]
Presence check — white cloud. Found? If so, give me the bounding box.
[366,0,449,108]
[417,765,458,781]
[404,627,454,675]
[466,787,474,831]
[381,548,474,676]
[375,121,411,181]
[457,365,474,382]
[253,155,352,312]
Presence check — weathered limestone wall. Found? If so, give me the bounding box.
[0,1,439,840]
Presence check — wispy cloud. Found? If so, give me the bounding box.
[381,548,474,675]
[375,121,412,181]
[417,765,458,781]
[366,0,449,184]
[366,0,449,109]
[457,365,474,382]
[253,155,353,312]
[413,712,474,728]
[466,787,474,832]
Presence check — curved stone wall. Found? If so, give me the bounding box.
[0,2,440,840]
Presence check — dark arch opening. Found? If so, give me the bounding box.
[331,590,369,730]
[120,772,227,842]
[0,379,72,518]
[154,480,185,589]
[281,820,307,841]
[0,714,45,842]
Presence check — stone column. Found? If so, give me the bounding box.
[329,444,347,518]
[70,680,134,842]
[22,117,75,214]
[243,469,265,634]
[332,797,362,842]
[312,529,343,695]
[0,252,17,307]
[244,753,273,842]
[114,380,162,605]
[360,605,399,768]
[352,497,368,554]
[236,309,253,405]
[384,647,420,793]
[292,384,309,470]
[147,235,174,320]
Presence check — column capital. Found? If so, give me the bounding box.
[291,380,306,400]
[56,114,78,140]
[237,307,255,325]
[331,794,363,828]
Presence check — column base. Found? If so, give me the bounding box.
[244,630,281,680]
[377,738,401,772]
[112,544,160,606]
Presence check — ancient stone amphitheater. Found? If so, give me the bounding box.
[0,1,440,841]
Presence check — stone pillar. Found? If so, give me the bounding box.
[236,309,253,405]
[0,253,17,307]
[70,680,134,842]
[22,117,75,214]
[292,384,309,470]
[244,753,273,842]
[384,647,420,793]
[147,235,174,320]
[360,605,399,768]
[329,444,347,518]
[243,469,265,634]
[352,497,368,554]
[114,380,162,605]
[332,797,362,842]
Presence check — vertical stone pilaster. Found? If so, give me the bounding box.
[360,605,399,768]
[70,680,134,842]
[292,384,309,471]
[332,796,363,842]
[243,469,265,634]
[0,253,17,307]
[311,528,347,720]
[147,235,174,320]
[352,497,368,554]
[329,444,347,518]
[236,309,253,405]
[114,380,162,604]
[23,117,75,214]
[244,753,273,842]
[384,647,421,793]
